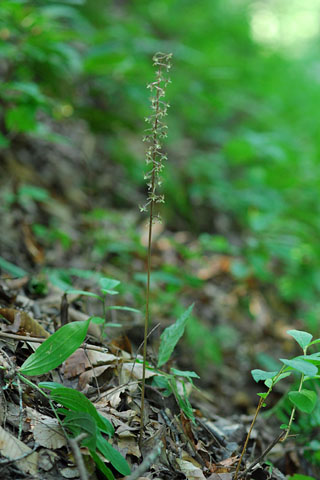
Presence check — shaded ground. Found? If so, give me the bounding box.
[0,127,318,479]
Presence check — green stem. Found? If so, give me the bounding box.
[233,366,285,479]
[282,368,305,441]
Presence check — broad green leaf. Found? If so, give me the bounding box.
[157,304,194,367]
[287,330,313,350]
[99,277,120,295]
[66,289,102,300]
[280,358,318,377]
[251,369,278,383]
[48,385,114,435]
[96,432,130,476]
[90,449,115,480]
[0,256,28,278]
[288,389,317,413]
[20,320,90,376]
[63,411,97,449]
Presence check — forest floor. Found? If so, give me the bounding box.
[0,128,317,480]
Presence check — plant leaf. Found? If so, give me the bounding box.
[63,411,97,450]
[170,368,200,379]
[99,277,120,295]
[157,304,194,367]
[280,358,318,377]
[251,369,278,383]
[106,306,140,313]
[19,320,90,376]
[287,330,313,350]
[66,289,102,300]
[0,256,28,278]
[90,449,115,480]
[48,386,114,436]
[96,431,131,476]
[288,389,317,413]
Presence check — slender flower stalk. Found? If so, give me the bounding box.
[139,52,172,448]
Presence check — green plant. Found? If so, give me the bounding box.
[46,268,140,335]
[66,276,140,335]
[14,319,131,479]
[139,51,173,444]
[138,303,197,422]
[234,329,320,479]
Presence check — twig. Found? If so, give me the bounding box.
[68,433,89,480]
[233,396,264,479]
[16,376,24,440]
[238,431,286,478]
[0,331,108,352]
[125,441,162,480]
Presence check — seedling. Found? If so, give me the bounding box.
[66,276,140,336]
[234,329,320,479]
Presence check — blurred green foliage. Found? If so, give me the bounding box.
[1,1,320,333]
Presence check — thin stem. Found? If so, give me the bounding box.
[234,366,285,479]
[139,70,161,449]
[282,370,304,441]
[233,396,264,480]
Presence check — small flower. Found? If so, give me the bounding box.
[141,52,172,221]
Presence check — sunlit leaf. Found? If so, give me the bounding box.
[280,358,318,377]
[287,330,313,350]
[19,320,90,376]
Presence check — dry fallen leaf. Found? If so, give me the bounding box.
[0,426,39,475]
[0,307,49,338]
[33,418,67,449]
[176,458,206,480]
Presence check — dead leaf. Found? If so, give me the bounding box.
[0,307,49,338]
[121,362,157,382]
[0,426,39,475]
[33,418,67,449]
[197,255,231,280]
[22,221,45,265]
[176,457,206,480]
[61,466,80,478]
